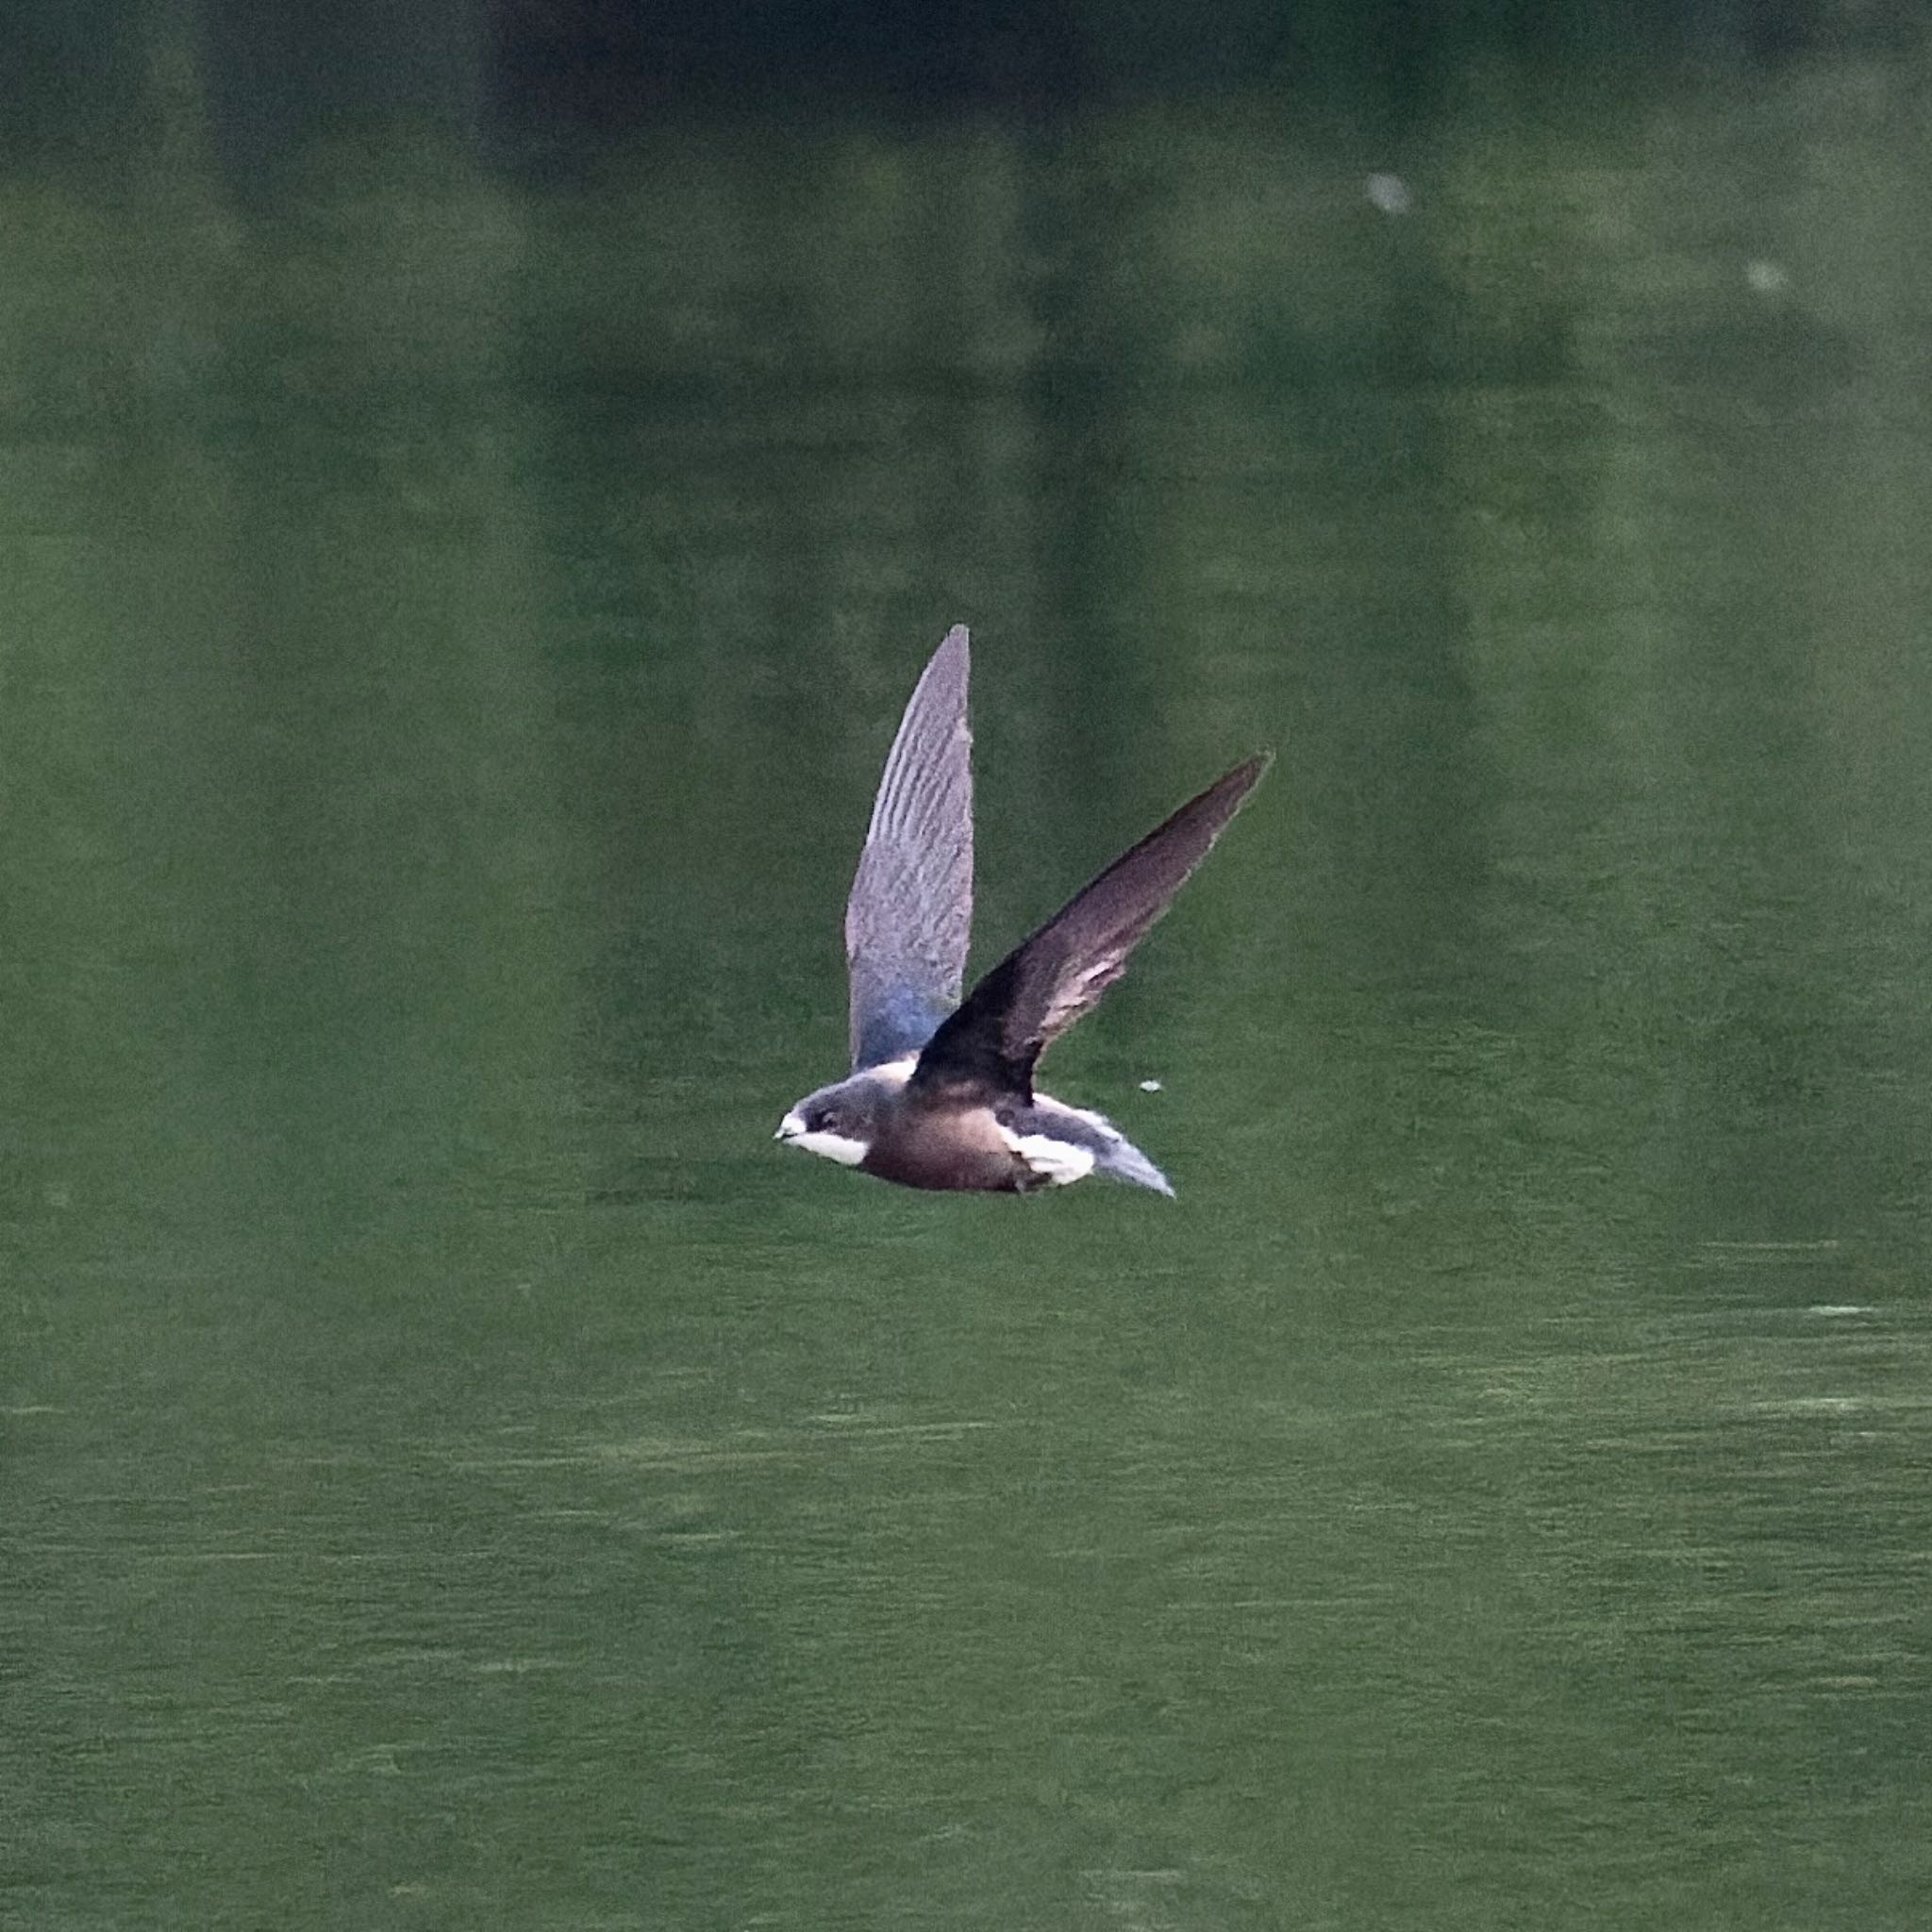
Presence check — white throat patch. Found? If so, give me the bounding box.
[776,1112,868,1168]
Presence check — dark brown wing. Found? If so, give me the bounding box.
[844,625,974,1070]
[909,754,1270,1099]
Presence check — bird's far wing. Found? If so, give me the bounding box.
[909,753,1269,1099]
[844,625,974,1070]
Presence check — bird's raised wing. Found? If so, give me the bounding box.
[845,625,974,1070]
[908,754,1269,1099]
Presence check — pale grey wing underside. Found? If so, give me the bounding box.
[844,625,974,1070]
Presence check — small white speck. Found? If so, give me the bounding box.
[1807,1305,1872,1318]
[1366,173,1411,216]
[1138,1079,1163,1092]
[1745,258,1790,295]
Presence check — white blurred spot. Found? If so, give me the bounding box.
[1138,1079,1163,1092]
[1366,173,1411,216]
[1745,258,1790,295]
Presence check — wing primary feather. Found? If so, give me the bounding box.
[910,752,1270,1098]
[844,626,975,1069]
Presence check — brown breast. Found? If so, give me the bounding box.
[859,1100,1026,1192]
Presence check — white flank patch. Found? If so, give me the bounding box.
[998,1125,1096,1186]
[871,1057,917,1088]
[1031,1094,1174,1196]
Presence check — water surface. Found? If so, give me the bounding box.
[6,55,1931,1931]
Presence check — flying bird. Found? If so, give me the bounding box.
[775,625,1268,1195]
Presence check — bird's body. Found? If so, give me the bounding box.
[783,1054,1169,1194]
[776,625,1266,1197]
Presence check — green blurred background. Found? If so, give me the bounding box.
[5,5,1931,1928]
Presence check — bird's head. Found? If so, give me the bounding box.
[774,1068,902,1170]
